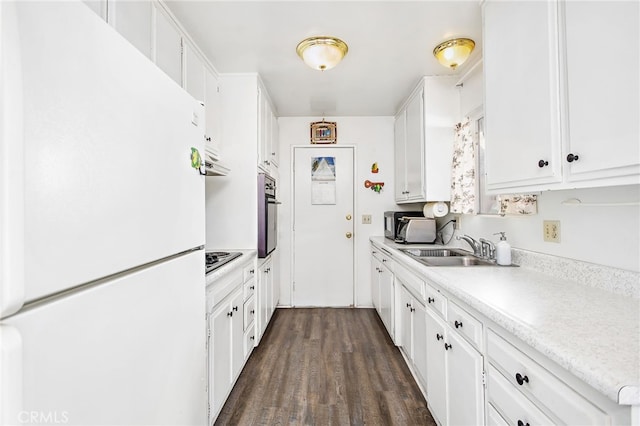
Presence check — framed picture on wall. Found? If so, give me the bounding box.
[310,121,337,144]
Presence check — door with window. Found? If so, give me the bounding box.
[292,146,354,307]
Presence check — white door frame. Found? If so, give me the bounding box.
[289,145,358,307]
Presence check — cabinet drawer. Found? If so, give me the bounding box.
[394,264,423,299]
[244,328,256,359]
[206,268,243,311]
[487,364,555,426]
[487,403,509,426]
[243,277,256,301]
[448,301,482,349]
[243,262,256,283]
[487,330,608,425]
[372,248,394,273]
[424,281,446,318]
[243,295,256,332]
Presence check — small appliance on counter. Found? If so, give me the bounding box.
[396,217,436,244]
[384,211,424,240]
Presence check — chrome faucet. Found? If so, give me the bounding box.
[456,234,482,256]
[479,238,496,260]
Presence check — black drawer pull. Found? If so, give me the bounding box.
[516,373,529,385]
[517,421,530,426]
[444,343,452,350]
[538,159,548,168]
[436,333,443,341]
[454,320,463,328]
[428,297,435,303]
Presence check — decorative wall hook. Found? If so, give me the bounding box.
[364,180,384,193]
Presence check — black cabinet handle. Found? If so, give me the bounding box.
[444,343,452,350]
[250,335,255,341]
[567,153,579,162]
[454,320,463,328]
[410,307,415,312]
[233,306,238,312]
[516,373,529,385]
[406,303,411,308]
[428,297,435,303]
[250,285,255,290]
[517,421,530,426]
[436,333,443,341]
[206,137,212,142]
[227,311,233,317]
[249,269,255,274]
[538,160,548,168]
[250,309,255,315]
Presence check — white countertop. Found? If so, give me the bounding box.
[371,237,640,405]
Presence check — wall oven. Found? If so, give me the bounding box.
[258,173,279,258]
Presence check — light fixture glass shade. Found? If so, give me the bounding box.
[296,36,348,71]
[433,38,475,70]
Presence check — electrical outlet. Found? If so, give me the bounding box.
[362,214,372,224]
[543,220,561,243]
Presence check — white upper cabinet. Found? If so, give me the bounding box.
[483,0,562,191]
[562,0,639,184]
[394,76,458,204]
[257,83,278,174]
[483,0,639,193]
[153,4,182,86]
[205,69,222,158]
[108,1,152,59]
[183,41,206,103]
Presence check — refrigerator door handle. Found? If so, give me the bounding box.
[0,2,26,319]
[0,326,23,424]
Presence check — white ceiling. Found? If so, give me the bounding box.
[165,1,483,117]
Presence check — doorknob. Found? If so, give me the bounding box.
[346,214,352,220]
[346,232,353,239]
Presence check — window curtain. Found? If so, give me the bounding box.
[450,118,476,214]
[450,117,538,216]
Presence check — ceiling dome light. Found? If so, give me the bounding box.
[296,36,348,71]
[433,38,475,70]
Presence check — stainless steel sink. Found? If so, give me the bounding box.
[400,248,498,267]
[401,248,469,258]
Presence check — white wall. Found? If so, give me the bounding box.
[277,116,399,307]
[456,62,640,273]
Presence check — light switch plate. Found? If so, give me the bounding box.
[362,214,372,224]
[543,220,561,243]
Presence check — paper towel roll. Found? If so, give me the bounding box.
[423,202,449,218]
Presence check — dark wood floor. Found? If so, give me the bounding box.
[215,308,436,425]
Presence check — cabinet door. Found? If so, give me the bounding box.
[230,289,244,380]
[370,254,381,312]
[183,42,205,102]
[394,112,407,201]
[483,0,562,191]
[204,69,221,158]
[446,330,485,426]
[405,88,425,200]
[210,301,232,416]
[399,285,413,358]
[379,262,394,337]
[257,88,268,170]
[109,1,152,59]
[425,309,447,425]
[412,300,428,386]
[270,112,279,168]
[563,1,639,183]
[153,4,182,85]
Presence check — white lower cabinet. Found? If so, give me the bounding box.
[257,253,279,342]
[371,247,395,338]
[425,307,484,426]
[487,330,610,425]
[207,255,258,423]
[208,287,243,419]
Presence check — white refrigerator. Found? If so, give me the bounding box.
[1,2,207,425]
